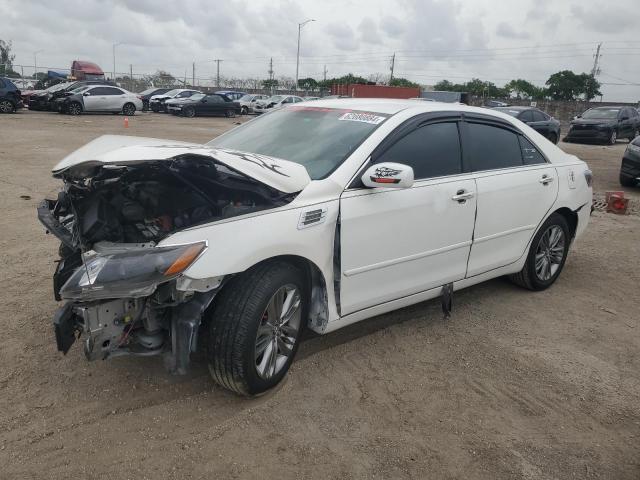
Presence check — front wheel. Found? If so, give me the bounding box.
[122,103,136,116]
[207,261,306,396]
[224,109,236,118]
[608,130,617,145]
[241,106,248,115]
[68,102,82,115]
[509,213,570,291]
[0,99,14,113]
[182,106,196,118]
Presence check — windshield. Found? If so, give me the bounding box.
[582,108,620,120]
[207,107,389,180]
[239,94,253,102]
[189,93,205,100]
[162,89,180,97]
[139,87,159,95]
[70,86,90,94]
[48,83,70,92]
[267,95,284,103]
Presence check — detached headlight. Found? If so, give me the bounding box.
[60,242,206,300]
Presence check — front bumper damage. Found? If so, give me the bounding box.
[53,286,219,375]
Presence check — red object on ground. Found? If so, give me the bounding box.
[124,117,129,128]
[331,84,420,99]
[605,191,628,214]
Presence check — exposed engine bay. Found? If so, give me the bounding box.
[39,155,296,372]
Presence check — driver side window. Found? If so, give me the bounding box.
[375,122,462,180]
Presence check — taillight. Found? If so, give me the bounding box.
[584,169,593,187]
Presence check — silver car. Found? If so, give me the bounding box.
[253,95,304,114]
[238,94,270,115]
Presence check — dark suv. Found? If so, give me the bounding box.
[565,106,640,144]
[0,77,22,113]
[620,136,640,187]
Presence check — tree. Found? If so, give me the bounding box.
[0,39,18,77]
[262,79,278,88]
[390,77,419,88]
[298,77,318,90]
[545,70,584,101]
[578,73,602,101]
[142,70,178,88]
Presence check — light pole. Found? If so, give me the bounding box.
[295,19,315,92]
[112,42,123,80]
[33,50,43,80]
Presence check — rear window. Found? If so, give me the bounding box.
[207,107,390,180]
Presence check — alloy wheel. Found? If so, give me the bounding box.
[123,103,135,116]
[184,107,195,118]
[610,130,617,144]
[68,103,81,115]
[534,225,565,281]
[0,100,13,113]
[254,284,302,380]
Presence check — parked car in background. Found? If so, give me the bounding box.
[620,135,640,187]
[29,80,113,111]
[168,93,241,117]
[238,94,269,114]
[28,82,73,110]
[565,106,640,144]
[0,77,22,113]
[39,99,592,396]
[149,89,201,112]
[138,87,173,111]
[253,95,304,114]
[215,90,247,101]
[59,85,142,115]
[494,106,561,144]
[485,100,510,107]
[303,96,320,101]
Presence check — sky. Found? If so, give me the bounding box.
[2,0,639,101]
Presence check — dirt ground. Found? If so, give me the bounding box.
[1,110,639,480]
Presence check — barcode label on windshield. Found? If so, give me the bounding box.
[338,112,386,125]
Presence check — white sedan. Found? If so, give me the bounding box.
[62,85,143,115]
[38,99,592,395]
[253,94,304,114]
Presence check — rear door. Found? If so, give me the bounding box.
[462,119,558,276]
[101,87,126,111]
[339,117,477,315]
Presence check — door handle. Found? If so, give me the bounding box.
[452,189,474,202]
[539,174,554,185]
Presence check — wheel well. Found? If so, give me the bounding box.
[553,207,578,240]
[217,255,330,332]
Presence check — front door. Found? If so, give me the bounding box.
[82,87,110,111]
[462,120,559,276]
[339,120,477,315]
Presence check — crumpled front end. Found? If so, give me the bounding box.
[38,147,301,373]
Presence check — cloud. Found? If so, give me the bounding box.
[496,22,530,39]
[324,22,358,51]
[570,4,635,33]
[358,17,383,45]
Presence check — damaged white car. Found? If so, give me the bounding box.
[38,100,593,395]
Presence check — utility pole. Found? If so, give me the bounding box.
[112,42,122,81]
[590,42,602,77]
[323,65,327,82]
[129,64,133,90]
[213,59,223,87]
[295,19,315,93]
[192,62,196,87]
[389,52,396,84]
[268,57,274,94]
[34,50,43,80]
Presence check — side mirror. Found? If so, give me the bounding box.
[83,92,90,96]
[362,162,414,189]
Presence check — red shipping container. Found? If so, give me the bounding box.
[331,84,420,99]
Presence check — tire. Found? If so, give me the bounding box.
[151,104,159,112]
[620,174,636,187]
[122,103,136,116]
[183,106,196,118]
[224,109,236,118]
[547,132,558,144]
[68,102,82,115]
[241,106,248,115]
[608,130,617,145]
[0,99,14,113]
[509,213,570,291]
[207,261,307,396]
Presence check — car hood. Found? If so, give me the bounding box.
[571,118,616,126]
[150,95,171,101]
[51,135,311,193]
[166,97,195,105]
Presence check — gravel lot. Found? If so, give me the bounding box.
[1,110,639,479]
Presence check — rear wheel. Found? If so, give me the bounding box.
[122,103,136,116]
[68,102,82,115]
[608,130,617,145]
[509,213,570,291]
[225,109,236,118]
[207,261,306,396]
[0,99,14,113]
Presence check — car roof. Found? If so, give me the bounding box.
[494,106,531,111]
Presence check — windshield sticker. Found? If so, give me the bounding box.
[338,112,386,125]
